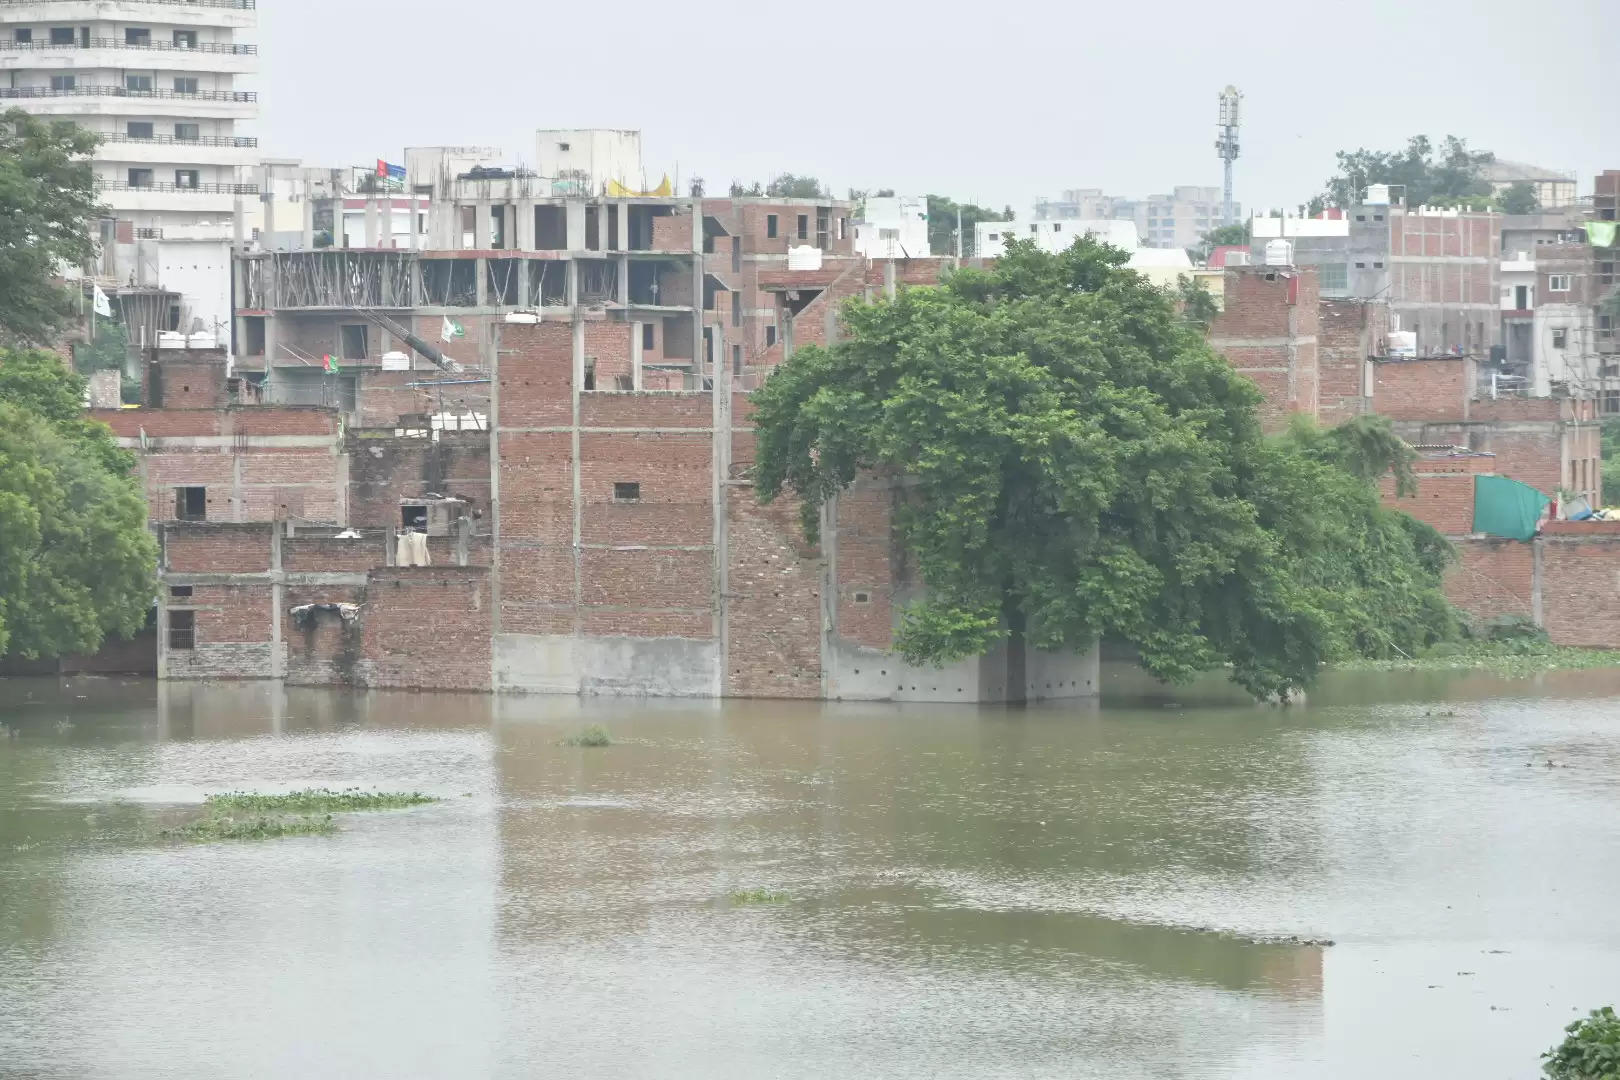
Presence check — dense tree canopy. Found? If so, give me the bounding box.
[1323,134,1494,209]
[1494,180,1541,215]
[751,239,1455,698]
[0,350,156,659]
[0,109,101,346]
[925,196,1012,258]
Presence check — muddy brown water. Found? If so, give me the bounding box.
[2,665,1618,1078]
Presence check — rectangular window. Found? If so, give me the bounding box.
[838,217,847,240]
[127,168,154,188]
[642,322,655,351]
[168,585,193,598]
[174,169,199,189]
[175,486,206,521]
[125,74,152,91]
[1601,262,1615,286]
[13,29,31,43]
[1373,261,1384,269]
[731,290,741,327]
[879,227,899,241]
[1548,274,1571,292]
[613,482,641,503]
[766,214,778,239]
[765,325,776,347]
[126,121,153,138]
[167,610,195,651]
[1317,263,1348,291]
[1604,390,1620,415]
[1053,223,1064,233]
[732,344,743,376]
[1553,328,1568,349]
[731,235,741,273]
[124,27,150,45]
[50,27,74,45]
[1354,261,1366,269]
[1600,315,1613,339]
[1030,224,1039,234]
[50,74,76,91]
[340,324,367,360]
[987,233,999,241]
[173,77,198,94]
[173,29,197,48]
[174,122,199,141]
[796,214,808,240]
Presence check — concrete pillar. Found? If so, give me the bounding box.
[615,202,628,252]
[1532,538,1545,628]
[616,254,629,308]
[516,260,530,308]
[885,258,896,300]
[263,313,278,392]
[516,199,535,250]
[474,203,492,250]
[566,259,579,309]
[566,201,587,251]
[364,196,379,248]
[691,199,704,378]
[475,257,489,307]
[302,183,315,250]
[631,320,644,390]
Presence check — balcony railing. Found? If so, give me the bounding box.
[0,39,256,54]
[99,180,258,194]
[0,85,256,102]
[0,0,254,8]
[102,132,258,147]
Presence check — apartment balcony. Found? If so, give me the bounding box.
[99,132,257,166]
[0,0,256,30]
[100,178,256,215]
[1500,255,1536,274]
[0,39,257,73]
[0,83,256,118]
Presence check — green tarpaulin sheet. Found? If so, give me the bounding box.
[1473,475,1550,541]
[1584,221,1617,249]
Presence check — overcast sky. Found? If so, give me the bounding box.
[251,0,1618,216]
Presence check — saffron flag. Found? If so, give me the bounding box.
[441,317,465,342]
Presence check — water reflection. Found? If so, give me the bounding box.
[0,666,1617,1078]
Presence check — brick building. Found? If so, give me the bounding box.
[1206,264,1321,432]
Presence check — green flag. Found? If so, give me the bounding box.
[1473,475,1550,542]
[1584,221,1617,249]
[442,317,466,342]
[323,354,338,374]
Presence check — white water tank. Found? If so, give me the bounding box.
[186,331,217,350]
[381,350,411,370]
[787,245,823,271]
[1387,331,1417,358]
[1365,183,1391,205]
[1225,250,1250,266]
[156,330,187,350]
[1263,239,1294,267]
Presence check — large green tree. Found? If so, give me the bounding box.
[0,350,156,659]
[1323,134,1494,209]
[751,238,1454,698]
[925,195,1011,258]
[0,109,101,346]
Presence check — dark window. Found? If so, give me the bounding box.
[168,585,193,598]
[765,325,777,347]
[125,74,152,92]
[1374,214,1384,222]
[174,122,199,141]
[173,29,197,48]
[557,141,570,152]
[1553,328,1568,349]
[1356,214,1366,222]
[50,74,76,91]
[175,486,207,521]
[583,359,596,391]
[853,591,871,604]
[173,76,198,94]
[401,504,428,529]
[50,27,74,45]
[128,168,154,188]
[641,323,655,351]
[13,29,31,43]
[126,121,153,138]
[797,214,808,240]
[340,324,367,360]
[732,344,742,375]
[174,169,199,189]
[167,610,195,650]
[124,27,150,45]
[731,236,741,273]
[731,290,741,327]
[766,214,777,239]
[613,482,640,502]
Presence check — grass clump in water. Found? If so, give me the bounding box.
[205,789,437,814]
[161,815,336,842]
[1337,618,1619,678]
[560,725,612,748]
[729,888,790,905]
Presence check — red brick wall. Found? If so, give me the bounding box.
[584,320,634,387]
[347,432,491,528]
[146,350,228,408]
[283,583,366,686]
[835,481,898,649]
[1446,538,1535,625]
[1207,267,1320,431]
[164,524,273,572]
[1371,358,1472,421]
[1381,455,1492,535]
[282,534,389,572]
[725,490,822,697]
[352,568,492,690]
[1542,528,1620,648]
[1318,299,1385,425]
[579,431,711,546]
[651,211,695,251]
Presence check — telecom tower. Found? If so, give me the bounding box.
[1216,86,1242,226]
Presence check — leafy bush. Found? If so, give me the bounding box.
[561,725,611,748]
[1544,1006,1620,1080]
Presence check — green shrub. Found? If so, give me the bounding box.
[1544,1006,1620,1079]
[560,725,611,748]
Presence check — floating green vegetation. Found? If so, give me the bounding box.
[205,789,438,814]
[560,725,612,748]
[161,814,336,842]
[1336,641,1620,678]
[728,889,791,905]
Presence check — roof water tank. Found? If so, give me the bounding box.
[186,331,217,350]
[1365,183,1391,205]
[156,330,187,350]
[787,245,823,271]
[1226,250,1250,266]
[381,350,411,370]
[1263,239,1294,267]
[1387,331,1417,358]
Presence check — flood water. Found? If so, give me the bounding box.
[2,666,1619,1079]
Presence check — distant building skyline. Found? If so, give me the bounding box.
[1033,186,1239,250]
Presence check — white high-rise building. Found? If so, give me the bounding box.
[0,0,259,345]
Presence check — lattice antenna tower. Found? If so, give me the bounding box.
[1216,86,1242,227]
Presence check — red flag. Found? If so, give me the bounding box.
[376,159,387,178]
